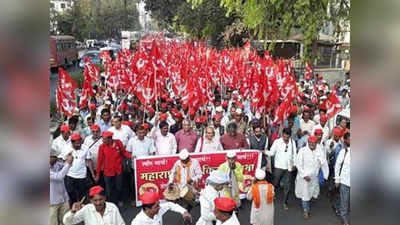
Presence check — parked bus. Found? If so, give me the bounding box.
[50,35,78,69]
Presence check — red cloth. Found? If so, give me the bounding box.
[308,135,318,143]
[71,133,81,141]
[220,133,249,150]
[96,139,132,177]
[60,125,70,132]
[140,191,159,204]
[89,185,104,197]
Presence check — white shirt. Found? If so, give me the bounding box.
[196,185,221,225]
[83,135,102,168]
[126,136,156,168]
[63,202,125,225]
[168,158,203,188]
[265,137,296,170]
[131,202,186,225]
[150,127,177,155]
[312,124,330,143]
[61,145,91,179]
[216,212,240,225]
[195,137,223,153]
[108,125,135,146]
[300,119,316,135]
[52,135,71,156]
[335,148,350,187]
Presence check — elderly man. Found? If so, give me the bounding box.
[52,125,71,156]
[211,113,225,139]
[246,169,275,225]
[82,125,102,176]
[214,197,240,225]
[168,149,203,211]
[220,123,249,150]
[175,119,199,153]
[218,151,244,207]
[131,191,192,225]
[295,136,329,219]
[63,186,125,225]
[195,127,224,153]
[50,149,73,225]
[150,115,177,155]
[264,128,296,210]
[60,134,95,207]
[299,109,316,136]
[196,170,230,225]
[95,131,132,206]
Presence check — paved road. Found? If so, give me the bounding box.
[118,187,341,225]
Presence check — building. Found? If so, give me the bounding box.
[50,0,73,13]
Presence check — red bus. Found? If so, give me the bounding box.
[50,35,78,68]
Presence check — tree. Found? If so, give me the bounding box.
[53,0,140,41]
[188,0,350,61]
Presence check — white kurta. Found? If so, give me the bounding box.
[131,202,186,225]
[168,158,203,189]
[63,202,125,225]
[216,212,240,225]
[246,183,274,225]
[295,146,329,201]
[196,185,222,225]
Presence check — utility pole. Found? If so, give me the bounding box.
[124,0,127,30]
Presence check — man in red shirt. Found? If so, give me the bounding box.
[95,131,132,207]
[220,122,249,150]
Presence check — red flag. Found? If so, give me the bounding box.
[320,92,342,119]
[84,56,100,82]
[304,62,313,80]
[79,73,93,109]
[57,67,78,116]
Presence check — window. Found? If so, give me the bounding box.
[61,3,65,9]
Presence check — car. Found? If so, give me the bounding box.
[100,44,121,58]
[79,50,101,69]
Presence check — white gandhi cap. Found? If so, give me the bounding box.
[179,149,189,160]
[226,151,236,158]
[255,168,266,180]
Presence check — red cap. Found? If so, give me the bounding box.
[213,113,222,120]
[222,101,228,108]
[333,127,343,136]
[89,185,104,197]
[142,123,150,129]
[303,106,310,112]
[320,115,328,122]
[200,116,207,123]
[166,98,173,103]
[140,191,159,205]
[102,131,113,138]
[89,103,96,111]
[298,98,303,104]
[122,121,134,127]
[120,103,128,111]
[90,124,100,131]
[175,112,183,118]
[299,92,305,98]
[308,135,318,143]
[195,117,202,123]
[147,107,155,113]
[189,109,196,116]
[161,94,168,100]
[159,113,168,121]
[60,125,70,132]
[71,133,81,141]
[214,197,236,212]
[290,106,298,114]
[160,102,167,108]
[314,128,323,135]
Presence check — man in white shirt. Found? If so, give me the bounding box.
[295,136,329,219]
[150,118,177,155]
[131,191,192,225]
[213,197,240,225]
[299,110,316,136]
[63,185,125,225]
[334,132,350,225]
[61,134,95,206]
[82,125,102,173]
[52,125,71,156]
[264,128,296,210]
[312,114,330,143]
[108,115,135,146]
[126,125,156,205]
[196,170,230,225]
[195,127,224,152]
